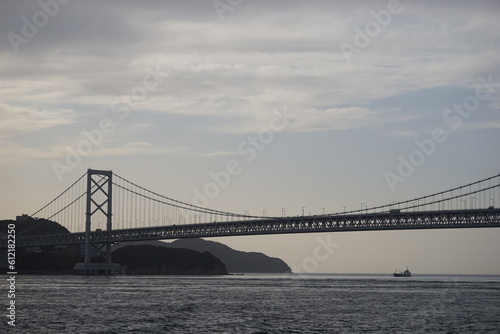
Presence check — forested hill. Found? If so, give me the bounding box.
[114,238,292,273]
[168,239,292,273]
[0,218,228,275]
[0,217,70,236]
[112,245,228,275]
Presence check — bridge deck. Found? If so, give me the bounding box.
[2,209,500,248]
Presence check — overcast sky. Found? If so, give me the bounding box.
[1,0,500,274]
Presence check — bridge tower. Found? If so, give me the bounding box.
[74,169,121,274]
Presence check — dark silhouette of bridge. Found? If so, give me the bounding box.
[2,169,500,273]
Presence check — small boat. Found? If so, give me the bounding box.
[393,267,411,277]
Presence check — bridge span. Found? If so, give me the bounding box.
[5,208,500,249]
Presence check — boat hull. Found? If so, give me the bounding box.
[393,273,411,277]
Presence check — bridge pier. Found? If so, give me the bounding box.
[74,263,122,275]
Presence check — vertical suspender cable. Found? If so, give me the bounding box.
[498,175,499,208]
[134,184,137,228]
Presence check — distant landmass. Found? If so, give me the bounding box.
[168,239,292,273]
[0,217,70,235]
[0,218,79,273]
[2,217,291,274]
[0,218,228,275]
[112,245,228,275]
[114,239,291,273]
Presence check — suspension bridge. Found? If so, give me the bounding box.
[2,169,500,273]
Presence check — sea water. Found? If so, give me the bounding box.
[7,274,500,333]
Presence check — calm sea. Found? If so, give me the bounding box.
[7,274,500,333]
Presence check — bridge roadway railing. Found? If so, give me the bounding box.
[2,208,500,248]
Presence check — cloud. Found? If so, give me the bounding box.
[377,130,419,138]
[0,139,64,165]
[92,142,187,157]
[0,139,187,166]
[0,103,75,138]
[0,1,498,140]
[186,150,236,158]
[458,122,500,131]
[292,107,382,132]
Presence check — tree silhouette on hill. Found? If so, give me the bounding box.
[0,217,70,236]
